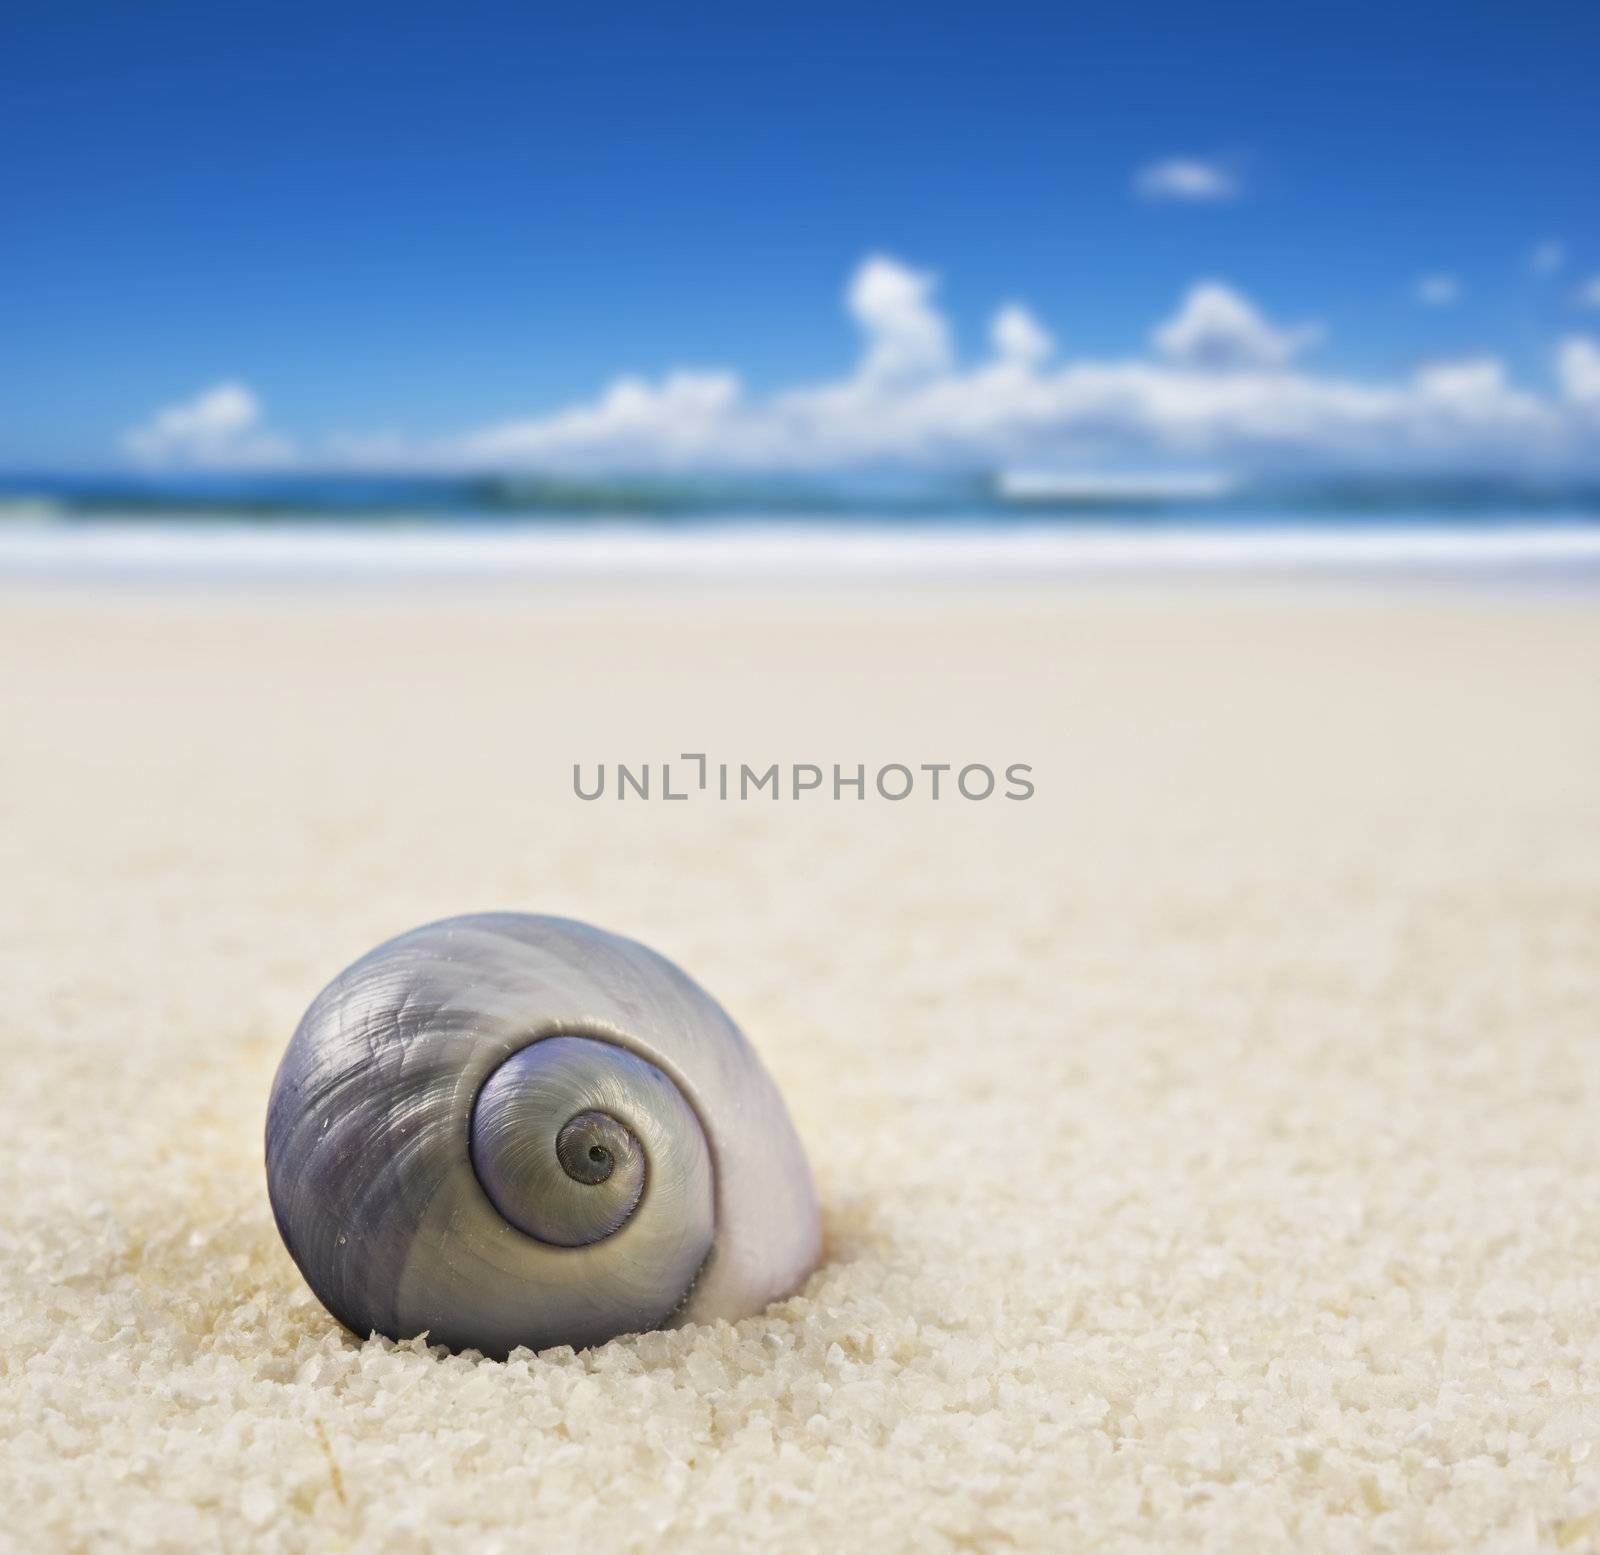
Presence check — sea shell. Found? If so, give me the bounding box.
[265,913,820,1356]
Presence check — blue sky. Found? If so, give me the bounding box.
[3,0,1598,472]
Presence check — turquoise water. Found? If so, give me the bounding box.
[3,472,1599,528]
[3,473,1597,581]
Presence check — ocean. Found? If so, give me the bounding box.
[2,472,1598,582]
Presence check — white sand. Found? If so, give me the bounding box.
[2,584,1598,1552]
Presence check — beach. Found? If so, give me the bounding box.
[3,580,1599,1551]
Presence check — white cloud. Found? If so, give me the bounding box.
[848,255,952,382]
[122,381,293,468]
[460,371,744,467]
[990,304,1054,367]
[1134,158,1239,203]
[1151,282,1323,370]
[1530,241,1566,277]
[1556,337,1600,409]
[1416,274,1461,307]
[123,257,1600,476]
[1575,276,1600,309]
[1409,358,1548,434]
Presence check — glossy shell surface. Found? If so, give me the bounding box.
[265,913,820,1356]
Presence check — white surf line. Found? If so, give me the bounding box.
[0,520,1598,581]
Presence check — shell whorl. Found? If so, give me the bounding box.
[265,914,820,1357]
[470,1037,706,1250]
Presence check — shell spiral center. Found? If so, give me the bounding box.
[469,1035,699,1250]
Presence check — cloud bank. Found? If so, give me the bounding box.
[1150,283,1322,369]
[1558,338,1600,408]
[123,382,293,468]
[124,257,1600,477]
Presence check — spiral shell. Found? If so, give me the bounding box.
[265,914,820,1356]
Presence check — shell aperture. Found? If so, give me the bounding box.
[265,913,820,1357]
